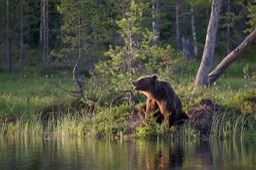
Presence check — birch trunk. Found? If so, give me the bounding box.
[152,1,159,45]
[190,1,198,56]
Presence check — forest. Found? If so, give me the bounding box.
[0,0,256,139]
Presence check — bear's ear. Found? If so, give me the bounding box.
[152,74,158,80]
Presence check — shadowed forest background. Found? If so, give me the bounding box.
[0,0,255,139]
[1,0,256,73]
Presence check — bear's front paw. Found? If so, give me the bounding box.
[138,104,147,125]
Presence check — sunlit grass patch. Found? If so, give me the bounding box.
[0,73,74,117]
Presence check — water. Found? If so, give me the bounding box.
[1,135,256,170]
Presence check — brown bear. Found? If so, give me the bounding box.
[131,74,188,126]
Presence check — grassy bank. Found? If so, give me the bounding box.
[0,71,255,140]
[0,73,74,117]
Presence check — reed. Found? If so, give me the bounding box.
[1,109,255,140]
[210,112,253,139]
[1,118,43,136]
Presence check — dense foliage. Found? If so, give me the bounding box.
[0,0,255,71]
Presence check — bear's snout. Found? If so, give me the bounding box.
[131,81,136,85]
[131,81,138,90]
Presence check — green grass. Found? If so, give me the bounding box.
[0,70,255,140]
[0,73,75,117]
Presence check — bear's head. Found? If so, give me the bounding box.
[131,74,159,92]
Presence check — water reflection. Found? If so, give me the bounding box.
[137,140,184,169]
[1,135,256,170]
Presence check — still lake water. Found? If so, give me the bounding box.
[1,134,256,170]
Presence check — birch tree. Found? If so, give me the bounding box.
[152,0,160,45]
[190,0,198,56]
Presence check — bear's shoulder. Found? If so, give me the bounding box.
[155,80,174,92]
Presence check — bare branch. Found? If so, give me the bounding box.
[55,83,84,97]
[208,28,256,84]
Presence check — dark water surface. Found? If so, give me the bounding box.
[1,135,256,170]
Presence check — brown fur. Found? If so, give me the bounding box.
[132,74,188,126]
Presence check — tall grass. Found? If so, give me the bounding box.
[1,118,43,136]
[210,111,254,139]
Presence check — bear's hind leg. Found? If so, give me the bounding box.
[168,110,178,127]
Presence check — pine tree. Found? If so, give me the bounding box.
[245,0,256,33]
[95,0,184,106]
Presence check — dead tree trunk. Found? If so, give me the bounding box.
[190,1,198,56]
[42,0,49,66]
[19,0,24,71]
[208,28,256,84]
[226,0,231,53]
[6,0,12,71]
[194,0,222,88]
[152,0,160,45]
[72,16,84,96]
[176,0,181,50]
